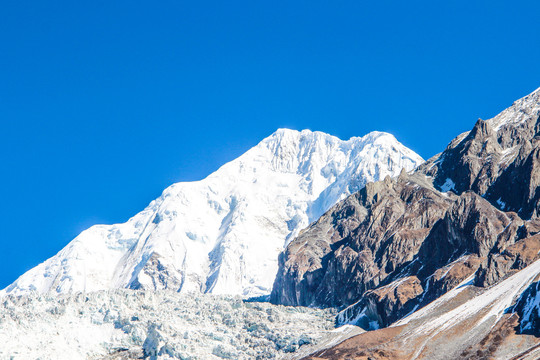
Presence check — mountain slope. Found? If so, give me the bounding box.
[1,129,422,298]
[302,259,540,360]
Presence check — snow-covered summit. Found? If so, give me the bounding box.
[1,129,423,298]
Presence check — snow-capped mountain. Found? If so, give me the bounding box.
[1,129,423,298]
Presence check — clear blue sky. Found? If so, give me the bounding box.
[1,1,539,289]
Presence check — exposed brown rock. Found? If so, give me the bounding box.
[414,191,514,279]
[272,171,533,328]
[423,254,483,301]
[270,173,453,308]
[302,325,406,360]
[459,314,522,360]
[476,235,540,287]
[337,276,424,330]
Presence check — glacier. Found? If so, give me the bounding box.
[1,128,423,298]
[0,290,336,359]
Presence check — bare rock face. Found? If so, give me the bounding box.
[128,253,185,291]
[270,172,453,309]
[334,190,532,328]
[485,141,540,219]
[337,276,424,330]
[424,255,482,300]
[426,118,503,196]
[271,170,538,328]
[414,191,514,278]
[476,235,540,287]
[424,88,540,219]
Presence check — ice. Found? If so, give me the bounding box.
[0,290,336,360]
[440,177,456,192]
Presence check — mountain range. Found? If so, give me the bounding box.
[2,87,540,360]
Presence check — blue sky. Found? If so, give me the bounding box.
[1,1,539,289]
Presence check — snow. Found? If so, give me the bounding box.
[336,305,367,326]
[440,178,456,192]
[396,259,540,333]
[516,281,540,333]
[1,128,423,298]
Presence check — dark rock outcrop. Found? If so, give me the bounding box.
[414,191,514,278]
[128,253,185,291]
[427,118,503,196]
[423,88,540,219]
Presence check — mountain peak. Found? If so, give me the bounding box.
[268,128,336,141]
[354,131,398,144]
[2,128,423,298]
[268,128,401,147]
